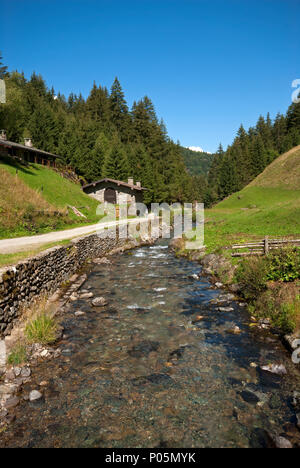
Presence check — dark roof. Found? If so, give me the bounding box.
[0,139,61,159]
[82,178,147,191]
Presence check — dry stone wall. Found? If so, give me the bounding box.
[0,232,129,337]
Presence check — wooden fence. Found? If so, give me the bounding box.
[231,236,300,257]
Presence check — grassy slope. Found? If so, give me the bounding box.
[0,157,101,238]
[204,146,300,252]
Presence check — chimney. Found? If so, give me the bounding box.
[136,181,141,188]
[128,177,134,186]
[24,138,33,148]
[0,129,7,140]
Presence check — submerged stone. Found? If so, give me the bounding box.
[29,390,43,402]
[128,340,160,357]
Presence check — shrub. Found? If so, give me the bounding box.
[25,314,58,345]
[266,247,300,282]
[253,285,300,334]
[236,256,268,301]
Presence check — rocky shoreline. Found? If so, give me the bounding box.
[168,238,300,446]
[169,237,300,353]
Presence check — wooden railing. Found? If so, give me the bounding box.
[231,236,300,257]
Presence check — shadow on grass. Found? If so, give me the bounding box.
[0,154,37,176]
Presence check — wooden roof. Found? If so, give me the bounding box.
[0,139,61,159]
[82,178,147,191]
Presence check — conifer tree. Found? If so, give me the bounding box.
[0,52,9,79]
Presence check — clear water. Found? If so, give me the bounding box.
[1,241,300,448]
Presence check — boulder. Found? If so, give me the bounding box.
[269,434,293,449]
[91,297,108,307]
[80,292,94,299]
[169,237,185,251]
[260,364,287,376]
[295,413,300,430]
[4,396,19,409]
[29,390,42,401]
[230,283,241,293]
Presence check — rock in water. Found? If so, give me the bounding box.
[128,340,160,357]
[260,364,287,376]
[292,391,300,410]
[29,390,42,401]
[80,292,94,299]
[4,396,19,409]
[218,306,234,312]
[270,435,293,449]
[91,297,108,307]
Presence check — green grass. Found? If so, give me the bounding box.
[0,239,72,267]
[7,343,27,365]
[0,157,100,219]
[203,186,300,252]
[0,156,104,238]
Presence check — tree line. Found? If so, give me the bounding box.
[1,52,299,207]
[0,53,207,205]
[181,146,213,176]
[206,97,300,205]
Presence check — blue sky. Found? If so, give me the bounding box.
[1,0,299,153]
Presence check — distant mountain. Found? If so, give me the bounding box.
[180,146,214,176]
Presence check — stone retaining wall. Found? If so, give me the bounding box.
[0,232,130,337]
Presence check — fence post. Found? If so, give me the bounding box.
[264,235,269,255]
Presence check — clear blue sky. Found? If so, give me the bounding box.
[1,0,300,153]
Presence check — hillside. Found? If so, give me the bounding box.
[181,146,213,176]
[0,156,101,239]
[248,145,300,190]
[203,146,300,252]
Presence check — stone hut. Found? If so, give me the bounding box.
[82,177,147,205]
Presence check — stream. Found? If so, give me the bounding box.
[1,240,300,448]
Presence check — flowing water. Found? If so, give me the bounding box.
[1,241,300,448]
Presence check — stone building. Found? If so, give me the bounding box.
[82,177,147,205]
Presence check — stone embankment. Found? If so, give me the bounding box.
[0,223,163,338]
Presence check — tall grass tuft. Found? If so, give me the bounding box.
[25,314,58,345]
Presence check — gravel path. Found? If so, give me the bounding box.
[0,216,152,254]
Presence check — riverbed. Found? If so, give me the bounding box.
[0,240,299,448]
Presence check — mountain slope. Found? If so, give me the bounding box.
[204,146,300,251]
[180,146,213,176]
[248,145,300,190]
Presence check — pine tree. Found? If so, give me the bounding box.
[0,52,8,79]
[109,77,130,139]
[102,141,129,181]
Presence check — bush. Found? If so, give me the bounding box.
[25,314,58,345]
[266,247,300,282]
[251,285,300,334]
[236,256,268,301]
